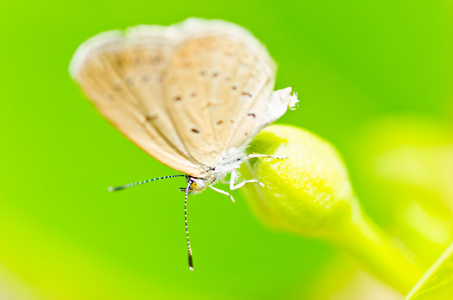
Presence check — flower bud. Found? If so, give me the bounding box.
[241,124,356,239]
[241,124,424,293]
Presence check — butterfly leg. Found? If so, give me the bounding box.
[240,153,288,162]
[209,185,236,203]
[229,169,265,190]
[228,154,286,189]
[220,176,231,185]
[211,170,265,203]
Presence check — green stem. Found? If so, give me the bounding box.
[333,202,425,294]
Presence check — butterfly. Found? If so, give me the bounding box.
[69,18,298,270]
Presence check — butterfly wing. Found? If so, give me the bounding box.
[70,19,297,177]
[160,19,298,164]
[70,25,210,177]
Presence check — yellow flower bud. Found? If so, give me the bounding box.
[241,124,356,239]
[241,124,424,294]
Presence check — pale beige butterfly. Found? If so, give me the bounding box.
[69,18,298,270]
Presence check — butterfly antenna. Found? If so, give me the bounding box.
[184,178,194,271]
[108,175,186,192]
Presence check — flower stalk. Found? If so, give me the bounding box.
[241,125,424,294]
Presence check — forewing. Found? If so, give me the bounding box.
[226,86,298,151]
[162,19,297,164]
[69,28,207,177]
[70,19,298,176]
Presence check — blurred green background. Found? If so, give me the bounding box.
[1,0,452,299]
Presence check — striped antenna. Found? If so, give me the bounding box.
[184,178,194,271]
[108,175,187,192]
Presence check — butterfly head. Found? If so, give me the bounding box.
[178,177,209,193]
[188,177,207,193]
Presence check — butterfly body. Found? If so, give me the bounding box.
[185,148,244,191]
